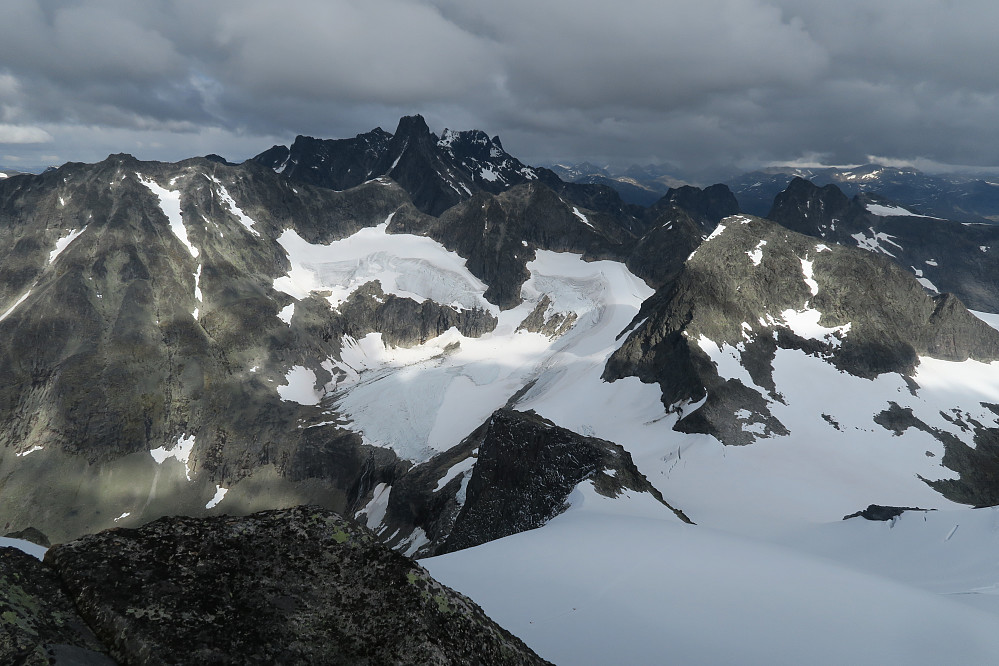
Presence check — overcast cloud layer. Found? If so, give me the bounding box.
[2,0,998,178]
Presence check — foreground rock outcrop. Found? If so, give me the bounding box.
[0,547,113,665]
[3,506,548,665]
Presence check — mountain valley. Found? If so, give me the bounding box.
[3,116,999,664]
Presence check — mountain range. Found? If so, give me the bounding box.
[3,115,999,664]
[550,160,999,223]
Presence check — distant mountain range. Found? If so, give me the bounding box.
[4,115,999,664]
[549,160,999,223]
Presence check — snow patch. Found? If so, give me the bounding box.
[705,223,727,241]
[138,174,198,259]
[747,240,766,266]
[0,537,46,560]
[273,216,494,313]
[866,202,937,218]
[205,485,228,509]
[402,527,429,557]
[800,257,818,296]
[916,276,939,293]
[212,178,261,237]
[434,453,478,492]
[970,310,999,331]
[277,366,322,405]
[149,435,196,481]
[780,308,850,347]
[572,207,594,229]
[851,228,902,257]
[16,445,43,457]
[0,290,32,323]
[48,227,86,264]
[356,482,392,530]
[278,303,294,325]
[697,336,761,390]
[193,264,203,317]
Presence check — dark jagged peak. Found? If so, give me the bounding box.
[620,183,741,289]
[371,115,468,216]
[438,127,539,194]
[203,153,234,166]
[254,127,394,191]
[767,176,861,236]
[534,166,639,218]
[626,206,707,289]
[606,214,999,446]
[652,183,741,233]
[393,112,433,139]
[252,115,542,216]
[358,408,690,558]
[251,143,289,170]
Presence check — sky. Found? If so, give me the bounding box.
[2,0,999,179]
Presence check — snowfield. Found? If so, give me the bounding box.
[425,486,999,666]
[329,248,653,461]
[294,221,999,663]
[273,217,493,311]
[272,219,999,530]
[24,209,983,664]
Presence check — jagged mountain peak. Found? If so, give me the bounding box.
[393,113,433,138]
[250,115,538,217]
[652,183,740,230]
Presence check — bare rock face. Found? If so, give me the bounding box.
[768,177,999,312]
[43,506,548,666]
[0,547,114,665]
[605,214,999,444]
[371,408,691,558]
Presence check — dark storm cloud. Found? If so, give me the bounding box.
[1,0,998,176]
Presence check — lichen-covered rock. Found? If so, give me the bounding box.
[0,547,114,666]
[44,506,548,666]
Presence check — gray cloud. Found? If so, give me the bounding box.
[1,0,998,178]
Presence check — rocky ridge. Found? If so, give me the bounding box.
[605,214,999,502]
[356,408,690,558]
[2,506,548,665]
[767,177,999,312]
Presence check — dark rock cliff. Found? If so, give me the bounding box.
[367,408,690,558]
